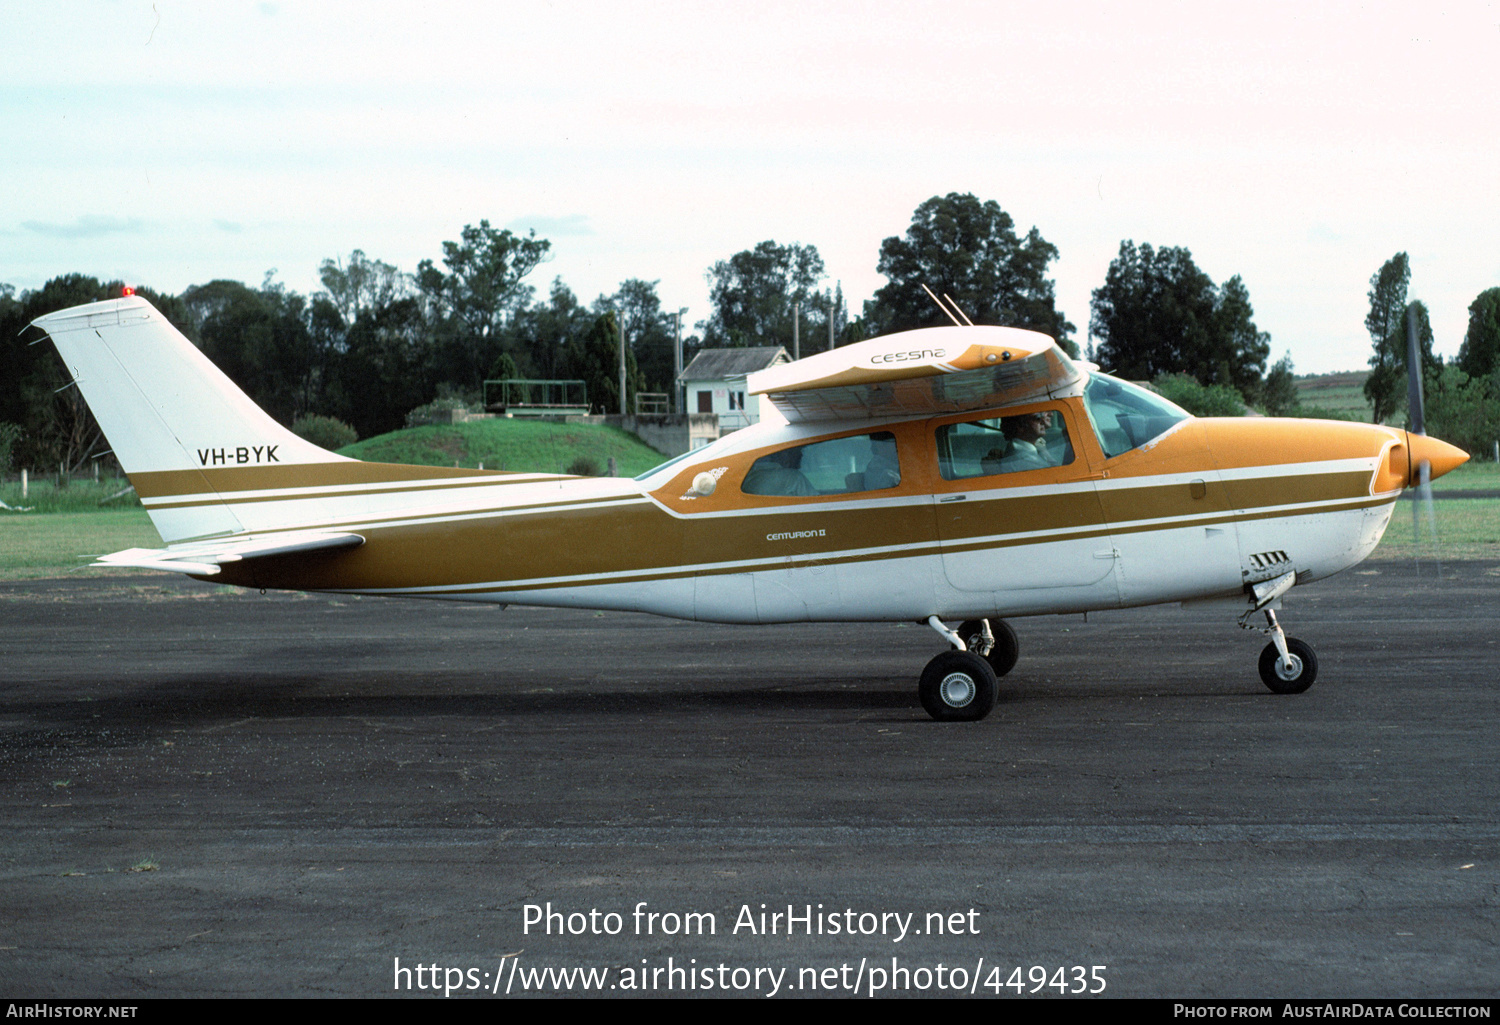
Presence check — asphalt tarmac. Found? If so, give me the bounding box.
[1,560,1496,1000]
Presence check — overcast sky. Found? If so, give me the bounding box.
[4,1,1497,372]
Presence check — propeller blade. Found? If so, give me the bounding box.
[1405,304,1426,437]
[1414,457,1442,577]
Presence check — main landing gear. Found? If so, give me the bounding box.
[1239,571,1318,694]
[918,616,1018,722]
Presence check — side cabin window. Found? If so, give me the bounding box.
[936,409,1074,481]
[1081,375,1189,459]
[741,431,901,497]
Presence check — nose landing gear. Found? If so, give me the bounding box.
[1238,571,1318,694]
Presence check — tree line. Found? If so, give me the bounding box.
[1357,252,1500,456]
[4,192,1498,475]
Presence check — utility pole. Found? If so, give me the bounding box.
[829,282,839,351]
[793,301,800,361]
[674,307,686,414]
[617,311,627,416]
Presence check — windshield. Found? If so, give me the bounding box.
[633,447,702,483]
[1081,374,1190,459]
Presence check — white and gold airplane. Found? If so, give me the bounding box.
[33,295,1468,721]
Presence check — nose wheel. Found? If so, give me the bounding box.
[1238,580,1319,694]
[1258,636,1318,694]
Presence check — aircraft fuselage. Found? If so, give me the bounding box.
[178,397,1410,625]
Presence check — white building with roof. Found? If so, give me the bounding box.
[677,346,791,438]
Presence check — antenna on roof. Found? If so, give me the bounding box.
[921,283,964,327]
[942,293,975,326]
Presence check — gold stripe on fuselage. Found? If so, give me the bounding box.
[141,477,562,510]
[131,461,553,500]
[210,465,1384,594]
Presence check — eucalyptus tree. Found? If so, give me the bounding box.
[869,193,1074,352]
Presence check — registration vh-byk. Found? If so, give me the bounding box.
[32,295,1468,721]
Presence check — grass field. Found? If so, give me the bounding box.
[0,476,142,512]
[1370,498,1500,560]
[1295,370,1376,421]
[0,508,161,580]
[340,418,667,477]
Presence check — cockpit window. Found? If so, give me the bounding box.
[1081,374,1190,459]
[936,409,1074,481]
[741,432,901,497]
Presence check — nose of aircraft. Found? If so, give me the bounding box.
[1406,431,1469,486]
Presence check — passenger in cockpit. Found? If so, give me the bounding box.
[863,432,901,490]
[741,446,818,496]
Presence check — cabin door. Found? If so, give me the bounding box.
[928,404,1121,609]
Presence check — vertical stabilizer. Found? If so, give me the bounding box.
[32,296,352,543]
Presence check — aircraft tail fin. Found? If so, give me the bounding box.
[31,296,354,544]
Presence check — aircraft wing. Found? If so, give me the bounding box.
[748,325,1083,423]
[91,531,365,576]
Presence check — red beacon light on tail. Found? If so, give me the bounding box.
[121,286,135,297]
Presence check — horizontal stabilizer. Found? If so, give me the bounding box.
[92,531,365,577]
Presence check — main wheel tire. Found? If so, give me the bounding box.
[919,650,999,722]
[1259,638,1318,694]
[985,618,1020,677]
[955,618,1020,677]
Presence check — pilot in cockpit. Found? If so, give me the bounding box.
[981,411,1056,474]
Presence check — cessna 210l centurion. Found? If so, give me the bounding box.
[34,295,1467,721]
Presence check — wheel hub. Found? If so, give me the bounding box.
[940,672,976,708]
[1275,655,1303,681]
